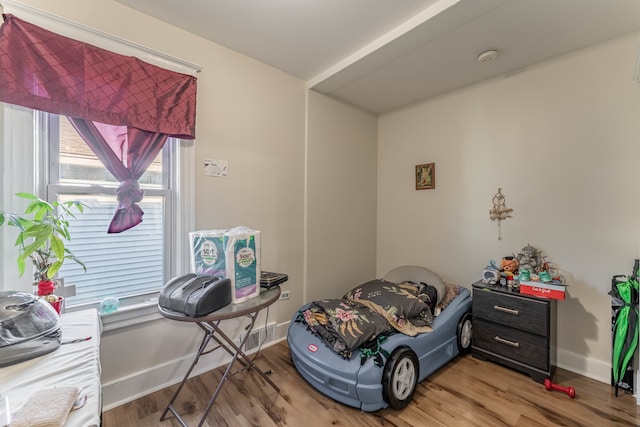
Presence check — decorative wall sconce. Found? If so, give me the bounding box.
[489,187,513,240]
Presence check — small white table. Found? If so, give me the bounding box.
[0,309,102,427]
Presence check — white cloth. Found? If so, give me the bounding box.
[0,309,102,427]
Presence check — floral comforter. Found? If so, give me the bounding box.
[296,279,443,361]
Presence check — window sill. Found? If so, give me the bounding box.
[99,298,163,332]
[62,291,164,332]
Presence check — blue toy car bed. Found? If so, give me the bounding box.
[287,265,472,412]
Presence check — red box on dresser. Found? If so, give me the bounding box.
[519,281,566,300]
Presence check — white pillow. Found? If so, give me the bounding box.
[383,265,446,305]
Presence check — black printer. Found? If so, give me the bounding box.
[159,274,232,317]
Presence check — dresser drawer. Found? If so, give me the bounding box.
[473,318,548,371]
[473,288,548,336]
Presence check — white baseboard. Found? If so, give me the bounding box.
[102,320,290,411]
[558,348,640,405]
[557,347,610,384]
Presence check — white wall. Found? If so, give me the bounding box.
[378,32,640,382]
[306,91,378,302]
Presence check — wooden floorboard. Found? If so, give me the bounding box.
[103,341,640,426]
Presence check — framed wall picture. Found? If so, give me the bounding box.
[415,163,435,190]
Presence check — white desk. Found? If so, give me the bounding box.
[0,309,102,427]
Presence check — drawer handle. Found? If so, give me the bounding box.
[494,336,520,348]
[493,305,519,316]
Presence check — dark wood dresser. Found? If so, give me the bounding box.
[471,281,556,383]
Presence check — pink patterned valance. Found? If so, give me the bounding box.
[0,14,197,139]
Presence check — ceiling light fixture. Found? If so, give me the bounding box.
[477,49,498,63]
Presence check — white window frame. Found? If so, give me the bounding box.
[1,106,195,330]
[0,105,36,294]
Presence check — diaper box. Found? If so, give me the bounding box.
[224,226,261,304]
[190,226,261,304]
[189,230,226,277]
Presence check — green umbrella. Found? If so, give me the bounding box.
[611,261,640,396]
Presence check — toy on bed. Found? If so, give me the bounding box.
[287,265,472,412]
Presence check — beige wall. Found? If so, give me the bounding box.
[378,32,640,380]
[306,91,378,302]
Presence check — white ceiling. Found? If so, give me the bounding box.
[116,0,640,114]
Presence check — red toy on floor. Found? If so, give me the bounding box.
[544,378,576,398]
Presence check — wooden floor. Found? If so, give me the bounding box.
[103,341,640,426]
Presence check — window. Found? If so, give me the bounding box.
[49,114,172,308]
[0,8,199,320]
[0,106,194,315]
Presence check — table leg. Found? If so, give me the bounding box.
[160,328,214,425]
[207,315,280,393]
[196,312,280,426]
[160,308,281,427]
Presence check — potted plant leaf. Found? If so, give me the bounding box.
[0,192,87,303]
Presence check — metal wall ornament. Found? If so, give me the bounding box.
[489,187,513,240]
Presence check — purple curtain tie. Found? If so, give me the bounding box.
[108,179,144,233]
[116,179,144,206]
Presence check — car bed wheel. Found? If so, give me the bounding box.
[457,312,473,354]
[382,347,419,409]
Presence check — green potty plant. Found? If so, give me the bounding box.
[0,192,87,281]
